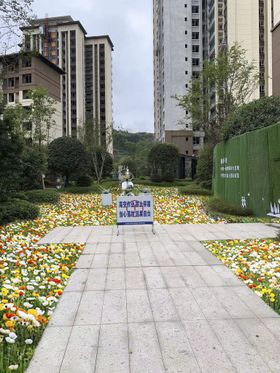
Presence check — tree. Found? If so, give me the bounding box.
[195,144,214,188]
[0,0,34,54]
[223,96,280,141]
[48,137,89,185]
[28,88,56,149]
[20,146,47,190]
[80,119,113,183]
[177,44,259,145]
[148,143,179,182]
[0,106,24,200]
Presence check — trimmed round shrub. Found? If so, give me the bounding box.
[76,175,92,187]
[24,189,59,204]
[0,200,40,226]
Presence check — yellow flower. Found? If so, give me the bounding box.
[27,309,38,317]
[5,320,15,329]
[1,288,8,297]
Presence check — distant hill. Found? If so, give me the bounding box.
[113,130,155,160]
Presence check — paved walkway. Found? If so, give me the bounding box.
[27,224,280,373]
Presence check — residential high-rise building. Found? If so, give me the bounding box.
[204,0,273,98]
[21,16,113,151]
[153,0,205,159]
[272,0,280,96]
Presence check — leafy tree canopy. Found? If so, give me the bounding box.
[177,43,259,145]
[48,137,89,184]
[223,96,280,141]
[148,143,179,182]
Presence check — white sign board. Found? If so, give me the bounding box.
[117,195,153,226]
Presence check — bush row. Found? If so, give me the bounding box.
[206,197,253,216]
[0,200,40,226]
[179,186,213,196]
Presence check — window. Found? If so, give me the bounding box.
[185,30,188,35]
[192,58,200,66]
[185,83,188,88]
[22,74,32,84]
[8,93,14,102]
[185,44,188,48]
[8,78,15,88]
[193,137,200,145]
[185,71,188,75]
[192,5,199,13]
[186,137,189,142]
[184,4,187,7]
[185,57,188,61]
[185,17,187,21]
[192,32,199,39]
[192,19,199,26]
[22,90,30,99]
[186,110,188,115]
[192,45,199,52]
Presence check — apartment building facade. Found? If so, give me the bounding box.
[153,0,205,157]
[272,0,280,96]
[154,1,274,161]
[0,52,63,141]
[204,0,273,98]
[21,16,113,151]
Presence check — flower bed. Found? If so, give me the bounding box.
[0,187,279,372]
[203,239,280,314]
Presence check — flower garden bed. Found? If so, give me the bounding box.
[0,187,279,372]
[203,239,280,314]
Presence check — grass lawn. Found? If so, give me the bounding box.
[0,186,279,372]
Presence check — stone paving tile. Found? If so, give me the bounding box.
[151,244,174,266]
[110,242,124,253]
[127,289,153,323]
[209,319,272,373]
[129,322,166,373]
[74,291,104,325]
[38,226,74,244]
[165,243,191,265]
[143,267,166,289]
[179,266,207,288]
[211,286,255,319]
[105,268,125,290]
[149,289,178,322]
[95,323,129,373]
[236,318,280,372]
[195,265,225,286]
[26,326,72,373]
[101,290,127,324]
[261,318,280,341]
[156,321,201,373]
[108,253,125,268]
[64,269,88,292]
[85,269,107,291]
[75,254,94,269]
[138,245,158,266]
[49,291,82,327]
[59,325,99,373]
[124,251,141,267]
[160,267,186,288]
[190,287,230,320]
[182,251,207,266]
[170,288,205,321]
[125,268,146,289]
[90,254,109,269]
[183,320,236,373]
[61,226,92,243]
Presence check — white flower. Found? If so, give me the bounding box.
[8,364,18,370]
[23,302,33,308]
[8,332,17,340]
[26,285,34,291]
[0,328,10,335]
[25,339,33,345]
[5,337,16,344]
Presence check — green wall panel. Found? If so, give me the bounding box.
[214,123,280,216]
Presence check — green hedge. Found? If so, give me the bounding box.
[62,186,100,194]
[0,200,40,226]
[207,197,253,216]
[24,189,59,204]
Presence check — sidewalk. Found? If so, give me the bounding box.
[27,223,280,373]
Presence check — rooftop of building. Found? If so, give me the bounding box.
[0,51,65,75]
[21,15,87,35]
[86,35,114,50]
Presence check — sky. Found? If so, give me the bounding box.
[31,0,154,133]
